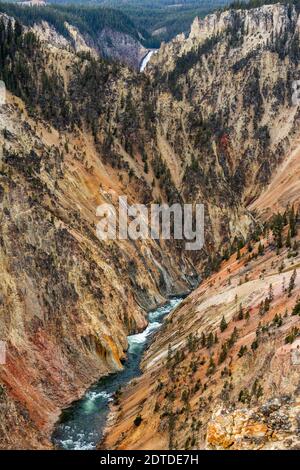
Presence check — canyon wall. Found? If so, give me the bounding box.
[104,145,300,450]
[103,4,300,451]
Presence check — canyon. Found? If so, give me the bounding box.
[0,2,299,450]
[104,182,300,449]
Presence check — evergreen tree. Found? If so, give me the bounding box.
[272,213,284,251]
[218,344,228,364]
[201,332,206,348]
[289,205,297,238]
[258,242,264,256]
[238,303,244,320]
[288,269,297,296]
[206,356,216,376]
[286,229,291,248]
[268,283,274,302]
[238,345,247,358]
[220,315,228,332]
[206,332,214,348]
[228,326,239,347]
[292,298,300,315]
[259,300,264,316]
[251,338,259,351]
[264,297,270,312]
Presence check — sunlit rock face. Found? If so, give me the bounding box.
[206,397,300,450]
[0,20,191,447]
[32,19,149,69]
[101,4,300,451]
[189,4,296,42]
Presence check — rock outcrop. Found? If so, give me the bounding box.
[206,396,300,450]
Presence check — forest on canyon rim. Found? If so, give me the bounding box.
[0,0,300,453]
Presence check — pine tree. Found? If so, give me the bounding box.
[273,313,283,327]
[238,345,247,358]
[292,298,300,315]
[288,269,297,297]
[206,356,216,376]
[218,344,228,364]
[220,315,228,332]
[286,229,291,248]
[264,297,270,312]
[268,283,274,302]
[238,303,244,320]
[289,205,297,238]
[282,277,286,294]
[259,301,264,316]
[207,332,214,348]
[258,242,264,256]
[228,327,239,347]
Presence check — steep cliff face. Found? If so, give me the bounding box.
[35,21,149,69]
[104,158,300,449]
[14,3,300,269]
[0,32,191,447]
[144,3,300,265]
[16,10,150,70]
[1,3,300,450]
[102,5,300,450]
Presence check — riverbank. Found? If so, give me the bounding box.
[52,297,183,450]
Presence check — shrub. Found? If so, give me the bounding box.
[292,299,300,316]
[206,356,216,376]
[218,344,228,364]
[134,415,143,427]
[238,345,247,358]
[285,327,299,344]
[238,388,250,404]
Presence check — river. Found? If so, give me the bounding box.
[140,50,157,72]
[52,297,183,450]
